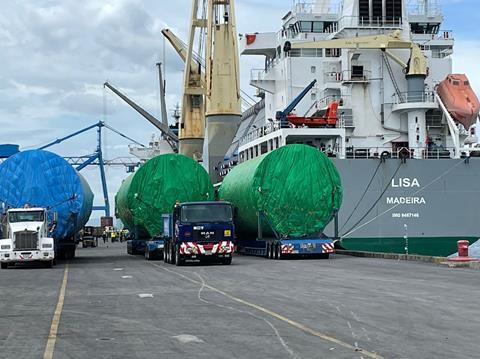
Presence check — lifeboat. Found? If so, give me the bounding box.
[436,74,480,129]
[287,101,339,128]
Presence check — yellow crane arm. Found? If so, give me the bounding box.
[161,29,202,76]
[290,30,427,76]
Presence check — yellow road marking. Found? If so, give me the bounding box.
[43,264,69,359]
[149,262,384,359]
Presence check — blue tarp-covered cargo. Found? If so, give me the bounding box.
[0,150,94,242]
[0,144,19,158]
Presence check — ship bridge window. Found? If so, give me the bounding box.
[464,81,470,86]
[453,81,460,86]
[300,21,313,32]
[312,21,323,33]
[410,23,440,34]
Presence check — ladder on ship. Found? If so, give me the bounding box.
[382,52,404,103]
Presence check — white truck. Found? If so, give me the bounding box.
[0,207,55,269]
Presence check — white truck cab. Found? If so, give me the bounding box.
[0,206,55,269]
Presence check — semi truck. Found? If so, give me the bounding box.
[163,201,235,265]
[0,207,55,268]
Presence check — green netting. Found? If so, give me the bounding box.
[218,144,342,238]
[115,154,214,238]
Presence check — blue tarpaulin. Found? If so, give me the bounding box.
[0,144,19,158]
[0,150,93,241]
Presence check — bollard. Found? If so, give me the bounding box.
[448,239,478,263]
[457,240,470,258]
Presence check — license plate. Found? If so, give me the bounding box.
[300,243,315,250]
[204,251,212,256]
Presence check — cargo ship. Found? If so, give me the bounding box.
[219,0,480,257]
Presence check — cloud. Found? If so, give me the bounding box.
[452,40,480,95]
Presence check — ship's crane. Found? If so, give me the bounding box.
[289,30,427,77]
[103,81,178,152]
[175,0,207,161]
[204,0,242,183]
[156,62,169,127]
[162,28,254,112]
[276,79,317,127]
[289,30,428,102]
[161,29,203,80]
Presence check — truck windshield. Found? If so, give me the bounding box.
[8,211,44,223]
[180,204,232,223]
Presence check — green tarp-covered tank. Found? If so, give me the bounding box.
[115,154,214,238]
[218,144,342,238]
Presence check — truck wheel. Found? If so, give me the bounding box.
[170,245,175,265]
[222,257,232,265]
[145,250,150,261]
[265,243,270,259]
[82,243,86,248]
[45,260,53,268]
[1,262,8,269]
[175,245,183,266]
[276,244,282,260]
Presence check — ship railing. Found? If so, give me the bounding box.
[250,68,269,82]
[292,1,342,15]
[346,147,456,160]
[287,48,324,58]
[415,30,454,41]
[324,70,372,83]
[407,3,442,17]
[316,94,351,109]
[337,16,402,31]
[392,91,436,105]
[239,122,279,146]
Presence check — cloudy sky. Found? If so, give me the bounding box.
[0,0,478,224]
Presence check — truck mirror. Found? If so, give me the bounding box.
[53,212,58,222]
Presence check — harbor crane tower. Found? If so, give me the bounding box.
[204,0,242,183]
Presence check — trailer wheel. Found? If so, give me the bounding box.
[274,244,279,260]
[269,243,275,259]
[175,245,183,266]
[222,257,232,265]
[1,262,8,269]
[163,246,168,263]
[145,250,150,261]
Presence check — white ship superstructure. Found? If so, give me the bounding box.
[231,0,468,167]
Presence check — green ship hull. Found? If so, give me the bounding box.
[339,237,478,257]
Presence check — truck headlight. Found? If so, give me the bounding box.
[1,245,11,250]
[224,230,231,237]
[42,243,53,249]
